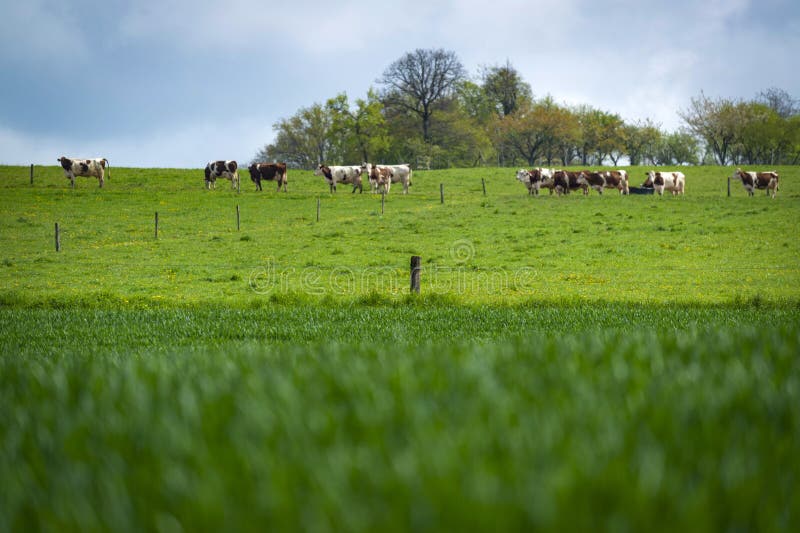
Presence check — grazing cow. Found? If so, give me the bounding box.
[516,168,554,195]
[361,163,412,194]
[577,171,607,194]
[642,171,685,196]
[57,157,110,188]
[205,160,239,190]
[731,168,779,198]
[248,162,288,192]
[552,170,589,196]
[603,170,630,195]
[370,165,393,194]
[578,170,629,195]
[315,164,363,193]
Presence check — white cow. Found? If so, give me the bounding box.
[362,163,412,194]
[643,171,685,196]
[315,164,363,193]
[57,156,110,188]
[204,160,239,190]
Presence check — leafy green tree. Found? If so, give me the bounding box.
[574,106,624,165]
[494,98,575,166]
[429,99,495,167]
[456,80,497,126]
[623,120,662,165]
[654,132,699,165]
[480,60,532,117]
[679,92,738,165]
[326,90,389,164]
[255,103,331,169]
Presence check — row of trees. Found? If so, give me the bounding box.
[256,49,800,169]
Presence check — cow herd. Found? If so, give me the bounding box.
[199,160,413,195]
[516,167,780,198]
[55,156,780,199]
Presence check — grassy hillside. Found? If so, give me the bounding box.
[1,164,798,306]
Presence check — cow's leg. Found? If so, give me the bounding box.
[99,177,104,188]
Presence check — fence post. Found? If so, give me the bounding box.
[30,164,34,186]
[727,177,731,197]
[381,192,385,215]
[482,178,486,196]
[236,204,240,231]
[440,183,444,204]
[55,223,60,252]
[316,197,320,222]
[410,255,421,294]
[155,212,159,239]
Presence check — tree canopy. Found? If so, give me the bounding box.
[254,50,798,169]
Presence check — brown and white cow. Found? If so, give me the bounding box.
[248,162,288,192]
[57,157,110,188]
[205,160,239,190]
[369,165,393,194]
[731,168,779,198]
[603,170,630,195]
[577,171,606,194]
[642,171,685,196]
[315,164,363,193]
[552,170,589,196]
[361,163,412,194]
[516,168,555,195]
[577,170,630,195]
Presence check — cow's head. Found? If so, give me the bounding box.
[314,164,332,180]
[361,162,372,174]
[515,169,530,183]
[641,171,655,188]
[730,168,745,181]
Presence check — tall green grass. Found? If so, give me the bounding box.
[2,318,798,531]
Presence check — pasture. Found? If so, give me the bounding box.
[1,164,799,531]
[0,164,798,306]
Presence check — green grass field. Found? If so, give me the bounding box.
[1,164,799,531]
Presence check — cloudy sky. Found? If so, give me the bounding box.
[1,0,798,168]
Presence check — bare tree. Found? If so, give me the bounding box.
[757,87,799,119]
[378,49,466,142]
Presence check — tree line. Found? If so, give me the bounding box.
[255,49,800,169]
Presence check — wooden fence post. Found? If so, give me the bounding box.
[727,177,731,197]
[236,204,240,231]
[482,178,486,196]
[155,212,159,239]
[55,223,60,252]
[381,192,385,215]
[440,183,444,204]
[316,197,320,222]
[30,164,34,186]
[410,255,421,294]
